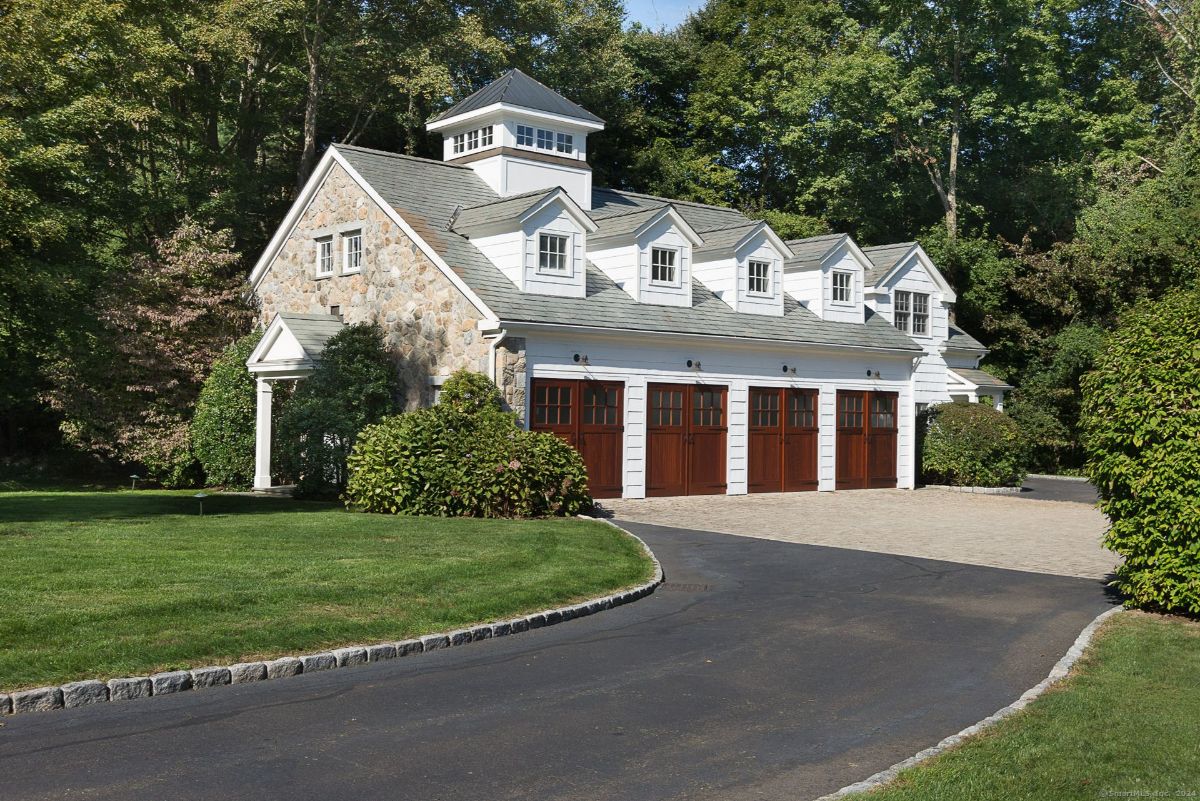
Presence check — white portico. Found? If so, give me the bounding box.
[245,312,344,490]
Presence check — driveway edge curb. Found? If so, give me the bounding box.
[812,605,1125,800]
[0,520,662,717]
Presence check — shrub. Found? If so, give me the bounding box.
[277,323,399,498]
[1081,288,1200,614]
[921,402,1028,487]
[191,332,261,488]
[344,369,590,517]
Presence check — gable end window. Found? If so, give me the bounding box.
[538,233,569,274]
[556,132,573,154]
[342,230,363,274]
[893,290,930,335]
[517,124,534,146]
[748,260,771,295]
[832,270,852,303]
[316,237,333,277]
[651,247,677,284]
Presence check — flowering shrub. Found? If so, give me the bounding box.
[344,370,590,517]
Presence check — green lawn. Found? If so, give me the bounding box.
[0,489,652,690]
[864,612,1200,800]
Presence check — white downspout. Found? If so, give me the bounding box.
[486,328,508,383]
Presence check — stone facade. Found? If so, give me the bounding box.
[496,337,527,421]
[254,163,492,409]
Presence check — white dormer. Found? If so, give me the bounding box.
[453,187,596,298]
[783,233,873,324]
[691,222,792,317]
[861,242,957,344]
[589,206,703,307]
[427,69,604,210]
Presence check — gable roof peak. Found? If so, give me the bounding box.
[428,68,605,126]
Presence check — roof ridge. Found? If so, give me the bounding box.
[861,241,917,251]
[593,186,749,217]
[696,220,761,234]
[332,143,474,171]
[785,232,844,244]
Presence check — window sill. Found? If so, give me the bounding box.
[340,269,362,277]
[648,280,681,289]
[314,273,334,281]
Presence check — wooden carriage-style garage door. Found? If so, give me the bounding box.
[646,383,727,496]
[836,390,898,489]
[530,379,624,499]
[748,387,818,493]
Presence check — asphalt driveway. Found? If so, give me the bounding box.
[1,521,1112,801]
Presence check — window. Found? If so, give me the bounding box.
[315,237,333,276]
[751,390,780,428]
[788,391,816,429]
[871,395,896,430]
[649,388,683,427]
[692,388,724,427]
[838,393,864,429]
[452,133,465,154]
[538,233,568,273]
[480,125,493,147]
[533,383,572,426]
[342,230,362,274]
[536,128,554,149]
[582,385,619,425]
[467,128,479,150]
[556,132,573,154]
[893,290,930,335]
[651,247,676,284]
[832,271,852,303]
[329,305,340,317]
[748,260,771,294]
[517,124,535,146]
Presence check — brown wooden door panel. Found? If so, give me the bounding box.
[749,387,817,493]
[836,390,867,490]
[783,389,819,491]
[688,385,727,494]
[530,379,624,499]
[647,383,727,496]
[867,392,898,488]
[837,389,898,490]
[747,431,781,492]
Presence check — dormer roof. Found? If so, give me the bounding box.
[591,205,704,246]
[861,241,957,301]
[428,68,605,127]
[784,233,846,270]
[694,221,794,261]
[452,186,597,235]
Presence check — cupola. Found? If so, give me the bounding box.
[426,69,605,210]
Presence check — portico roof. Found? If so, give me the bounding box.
[246,313,344,378]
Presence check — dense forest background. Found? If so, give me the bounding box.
[2,0,1197,479]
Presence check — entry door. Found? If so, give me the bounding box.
[836,390,898,490]
[748,388,818,493]
[647,384,727,496]
[530,379,624,499]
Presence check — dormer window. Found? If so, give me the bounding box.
[894,290,930,336]
[651,247,677,284]
[538,233,569,273]
[748,260,771,295]
[556,133,573,154]
[832,270,852,304]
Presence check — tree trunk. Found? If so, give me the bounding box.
[296,0,324,195]
[945,26,962,241]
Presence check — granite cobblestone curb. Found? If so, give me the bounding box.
[813,606,1125,801]
[0,520,663,717]
[922,484,1023,495]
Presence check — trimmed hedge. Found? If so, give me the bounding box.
[191,332,261,489]
[921,402,1028,487]
[1081,288,1200,614]
[344,370,590,517]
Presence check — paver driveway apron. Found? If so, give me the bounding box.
[603,485,1117,579]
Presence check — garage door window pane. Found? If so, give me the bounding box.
[583,385,619,425]
[693,389,723,427]
[651,389,683,427]
[789,392,815,429]
[871,395,895,430]
[751,391,779,428]
[838,394,863,429]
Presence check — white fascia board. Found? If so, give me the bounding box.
[247,150,339,291]
[246,313,287,366]
[426,102,605,133]
[733,222,795,260]
[494,319,921,358]
[248,145,499,325]
[522,188,599,233]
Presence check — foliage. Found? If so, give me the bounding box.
[277,323,399,498]
[1081,288,1200,614]
[921,402,1029,487]
[345,370,591,518]
[0,487,651,689]
[191,332,261,489]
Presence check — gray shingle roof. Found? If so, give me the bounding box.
[331,144,921,353]
[946,324,987,352]
[429,69,605,125]
[785,233,846,270]
[861,242,917,285]
[950,367,1012,390]
[694,222,760,258]
[278,313,345,358]
[592,207,668,240]
[452,188,556,231]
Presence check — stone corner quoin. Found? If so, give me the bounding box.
[0,525,662,717]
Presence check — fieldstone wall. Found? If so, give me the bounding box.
[496,337,527,421]
[255,163,491,408]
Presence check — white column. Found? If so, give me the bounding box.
[254,378,273,490]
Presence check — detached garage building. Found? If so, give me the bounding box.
[247,70,1002,499]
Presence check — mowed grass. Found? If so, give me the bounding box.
[865,612,1200,800]
[0,489,652,690]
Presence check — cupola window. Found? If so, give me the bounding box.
[556,133,573,154]
[453,126,494,155]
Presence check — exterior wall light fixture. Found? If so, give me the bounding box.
[573,353,589,365]
[687,359,702,370]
